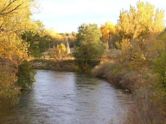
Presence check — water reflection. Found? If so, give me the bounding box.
[0,70,133,124]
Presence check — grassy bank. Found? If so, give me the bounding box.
[92,60,166,124]
[92,62,152,92]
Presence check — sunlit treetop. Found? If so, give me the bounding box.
[0,0,34,63]
[117,1,165,40]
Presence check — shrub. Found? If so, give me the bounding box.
[17,61,35,90]
[74,43,104,72]
[153,53,166,89]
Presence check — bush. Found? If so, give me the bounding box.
[17,61,35,90]
[74,43,104,72]
[153,53,166,89]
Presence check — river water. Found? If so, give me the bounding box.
[0,70,133,124]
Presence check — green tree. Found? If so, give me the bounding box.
[74,24,104,72]
[77,24,101,45]
[21,23,56,57]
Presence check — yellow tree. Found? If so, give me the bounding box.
[0,0,33,64]
[117,1,165,41]
[117,1,165,68]
[0,0,34,106]
[49,43,68,61]
[100,22,116,49]
[0,0,32,32]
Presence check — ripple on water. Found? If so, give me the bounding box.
[0,70,134,124]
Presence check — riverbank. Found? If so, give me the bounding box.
[92,63,137,92]
[30,59,78,72]
[92,62,166,124]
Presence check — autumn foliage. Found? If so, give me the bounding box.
[0,0,34,106]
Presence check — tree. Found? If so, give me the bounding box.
[100,22,116,49]
[0,32,28,64]
[21,31,52,57]
[115,1,165,69]
[77,24,101,46]
[21,22,57,57]
[0,0,34,105]
[117,1,164,42]
[0,0,32,33]
[0,0,33,64]
[74,24,104,72]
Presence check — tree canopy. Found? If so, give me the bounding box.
[74,24,104,72]
[117,1,165,42]
[100,22,116,49]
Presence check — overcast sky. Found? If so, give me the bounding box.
[32,0,166,32]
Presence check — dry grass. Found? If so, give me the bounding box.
[93,62,166,124]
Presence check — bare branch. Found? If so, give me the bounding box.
[0,0,18,13]
[0,0,24,16]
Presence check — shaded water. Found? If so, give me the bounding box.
[0,70,133,124]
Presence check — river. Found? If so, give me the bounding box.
[0,70,134,124]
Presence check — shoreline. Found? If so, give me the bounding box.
[30,59,132,93]
[30,59,78,72]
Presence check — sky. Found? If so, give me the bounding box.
[32,0,166,33]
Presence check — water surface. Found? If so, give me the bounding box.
[0,70,133,124]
